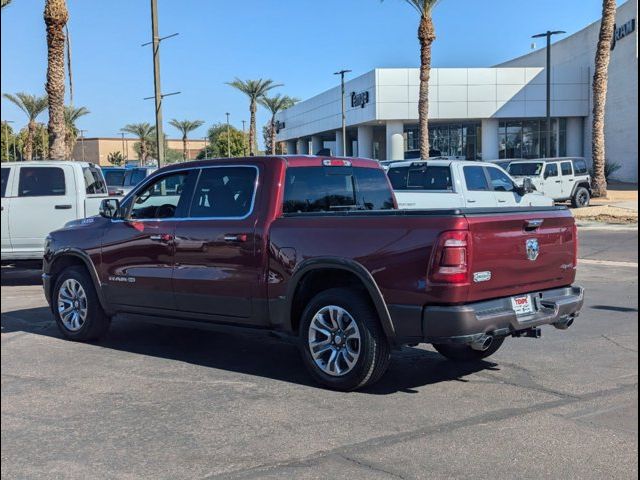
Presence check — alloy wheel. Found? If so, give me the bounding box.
[57,279,88,332]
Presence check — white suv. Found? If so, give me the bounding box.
[508,158,592,208]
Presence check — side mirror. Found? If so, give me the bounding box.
[99,198,121,219]
[521,177,534,194]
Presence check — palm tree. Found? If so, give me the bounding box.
[122,123,155,162]
[259,95,298,155]
[396,0,440,159]
[591,0,617,198]
[169,119,204,161]
[44,0,69,160]
[226,78,282,155]
[64,105,89,159]
[2,93,48,160]
[1,0,12,8]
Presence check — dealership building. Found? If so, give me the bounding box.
[275,0,638,182]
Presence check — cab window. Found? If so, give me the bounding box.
[463,166,490,191]
[1,168,9,197]
[129,171,194,219]
[573,159,588,175]
[561,162,573,176]
[189,166,257,218]
[18,167,66,197]
[544,163,559,178]
[487,167,516,192]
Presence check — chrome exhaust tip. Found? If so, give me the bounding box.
[553,316,575,330]
[470,334,493,351]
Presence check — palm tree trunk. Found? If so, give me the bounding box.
[591,0,616,198]
[418,14,435,160]
[270,116,277,155]
[249,101,257,156]
[182,136,188,161]
[25,120,35,161]
[44,0,69,161]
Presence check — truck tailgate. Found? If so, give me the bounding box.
[465,208,577,303]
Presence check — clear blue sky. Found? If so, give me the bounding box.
[0,0,619,145]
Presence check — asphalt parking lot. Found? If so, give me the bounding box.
[1,227,638,480]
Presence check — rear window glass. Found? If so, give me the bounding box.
[463,166,490,191]
[573,159,588,175]
[103,169,125,187]
[283,167,394,213]
[189,167,257,218]
[126,169,148,186]
[561,162,573,176]
[387,165,453,191]
[508,163,543,176]
[1,168,9,197]
[83,166,108,194]
[18,167,66,197]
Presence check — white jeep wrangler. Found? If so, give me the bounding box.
[507,157,592,208]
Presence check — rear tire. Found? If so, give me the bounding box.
[299,288,390,391]
[571,186,590,208]
[53,266,110,341]
[433,337,504,362]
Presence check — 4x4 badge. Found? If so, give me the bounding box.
[526,239,540,261]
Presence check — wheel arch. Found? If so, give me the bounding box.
[284,258,396,343]
[47,250,111,315]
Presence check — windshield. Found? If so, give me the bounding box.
[508,163,543,176]
[103,169,126,187]
[83,166,108,194]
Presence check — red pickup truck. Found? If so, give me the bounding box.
[43,156,583,390]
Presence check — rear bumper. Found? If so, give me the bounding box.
[421,285,584,344]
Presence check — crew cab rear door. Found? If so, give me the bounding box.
[465,209,576,302]
[172,164,262,323]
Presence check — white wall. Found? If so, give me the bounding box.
[498,0,638,182]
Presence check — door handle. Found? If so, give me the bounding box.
[555,180,562,184]
[55,204,72,209]
[568,179,575,182]
[224,234,248,243]
[467,199,477,203]
[498,199,507,203]
[150,233,174,243]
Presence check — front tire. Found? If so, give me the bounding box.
[299,288,390,391]
[433,337,504,362]
[571,186,591,208]
[53,266,110,341]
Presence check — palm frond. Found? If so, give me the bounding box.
[169,119,204,136]
[3,93,48,121]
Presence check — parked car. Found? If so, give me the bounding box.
[101,166,156,196]
[508,158,592,208]
[1,161,108,261]
[488,159,521,171]
[43,156,583,391]
[387,159,553,209]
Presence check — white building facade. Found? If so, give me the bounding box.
[276,0,638,182]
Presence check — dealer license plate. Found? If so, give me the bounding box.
[511,295,534,316]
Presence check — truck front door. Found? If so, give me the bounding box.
[172,165,262,324]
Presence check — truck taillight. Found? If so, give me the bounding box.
[573,222,579,268]
[429,231,471,284]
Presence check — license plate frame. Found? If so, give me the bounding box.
[511,294,534,316]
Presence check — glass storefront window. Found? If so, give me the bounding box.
[404,122,480,160]
[498,118,566,159]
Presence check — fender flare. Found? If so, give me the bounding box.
[570,181,591,198]
[283,257,396,342]
[47,249,112,315]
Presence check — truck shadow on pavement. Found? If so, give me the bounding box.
[1,305,497,394]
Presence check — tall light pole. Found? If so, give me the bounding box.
[119,132,128,161]
[225,112,231,158]
[334,69,351,156]
[79,129,87,162]
[532,30,565,157]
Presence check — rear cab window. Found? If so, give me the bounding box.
[1,167,10,197]
[387,165,453,191]
[463,166,490,191]
[103,169,126,187]
[83,165,108,195]
[18,167,66,197]
[283,166,395,213]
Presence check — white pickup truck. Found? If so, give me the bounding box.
[1,161,109,261]
[387,159,553,209]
